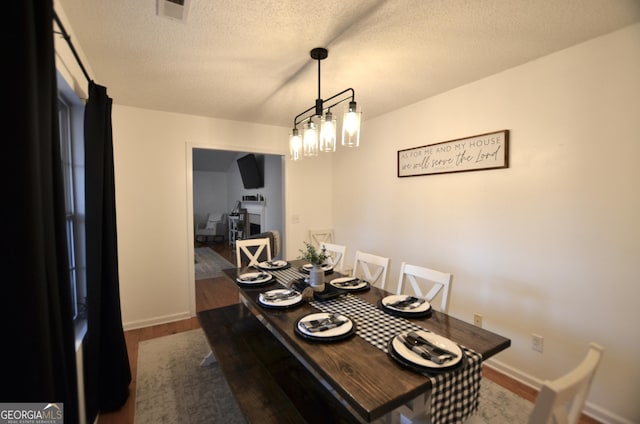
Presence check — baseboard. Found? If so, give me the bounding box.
[484,358,633,424]
[123,311,193,331]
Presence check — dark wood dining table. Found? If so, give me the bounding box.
[221,260,511,423]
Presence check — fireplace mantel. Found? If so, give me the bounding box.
[242,201,266,234]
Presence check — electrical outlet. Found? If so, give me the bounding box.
[473,314,483,327]
[532,334,544,352]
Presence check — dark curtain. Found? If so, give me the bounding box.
[83,81,132,422]
[3,1,79,422]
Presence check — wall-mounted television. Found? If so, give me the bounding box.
[236,153,264,189]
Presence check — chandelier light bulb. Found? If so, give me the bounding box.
[289,129,302,161]
[303,120,319,156]
[342,101,361,147]
[320,111,337,152]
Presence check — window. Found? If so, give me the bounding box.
[57,73,87,337]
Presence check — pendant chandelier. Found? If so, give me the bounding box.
[289,47,362,161]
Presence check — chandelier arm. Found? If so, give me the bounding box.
[323,93,355,112]
[294,87,356,127]
[322,88,355,108]
[294,104,317,128]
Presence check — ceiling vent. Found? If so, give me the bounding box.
[156,0,190,22]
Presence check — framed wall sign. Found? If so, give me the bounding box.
[397,130,509,177]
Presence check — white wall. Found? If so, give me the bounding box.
[262,154,285,243]
[193,170,228,226]
[333,24,640,423]
[285,152,335,257]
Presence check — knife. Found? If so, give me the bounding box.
[398,335,451,364]
[406,331,459,358]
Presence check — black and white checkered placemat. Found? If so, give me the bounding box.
[311,294,422,351]
[268,266,307,284]
[308,294,481,424]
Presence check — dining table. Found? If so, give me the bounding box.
[221,259,511,424]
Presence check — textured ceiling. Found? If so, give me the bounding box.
[55,0,640,131]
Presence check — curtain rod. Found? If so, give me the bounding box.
[53,11,91,84]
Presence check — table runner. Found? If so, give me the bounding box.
[267,265,308,283]
[267,267,481,424]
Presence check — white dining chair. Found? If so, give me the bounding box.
[235,237,271,267]
[352,251,390,290]
[309,229,334,249]
[320,242,347,273]
[396,262,453,313]
[465,343,604,424]
[528,342,604,424]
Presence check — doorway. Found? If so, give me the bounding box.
[187,146,285,314]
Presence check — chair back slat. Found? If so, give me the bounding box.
[352,251,390,290]
[397,262,452,313]
[236,238,271,267]
[309,229,334,249]
[320,242,347,273]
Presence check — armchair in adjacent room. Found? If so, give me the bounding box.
[195,212,227,244]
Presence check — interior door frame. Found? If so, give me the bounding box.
[185,142,285,317]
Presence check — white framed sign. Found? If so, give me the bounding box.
[398,130,509,177]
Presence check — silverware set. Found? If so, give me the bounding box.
[398,331,459,364]
[334,278,363,287]
[262,289,299,302]
[238,272,269,281]
[388,296,426,310]
[301,313,349,333]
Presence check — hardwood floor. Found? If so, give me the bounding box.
[97,243,600,424]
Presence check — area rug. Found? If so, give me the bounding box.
[194,247,234,280]
[134,328,247,424]
[475,378,533,423]
[134,328,532,423]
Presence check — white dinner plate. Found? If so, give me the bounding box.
[297,312,353,338]
[381,294,431,313]
[257,260,289,270]
[258,288,302,307]
[236,272,272,284]
[329,277,368,290]
[391,330,462,368]
[302,263,333,272]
